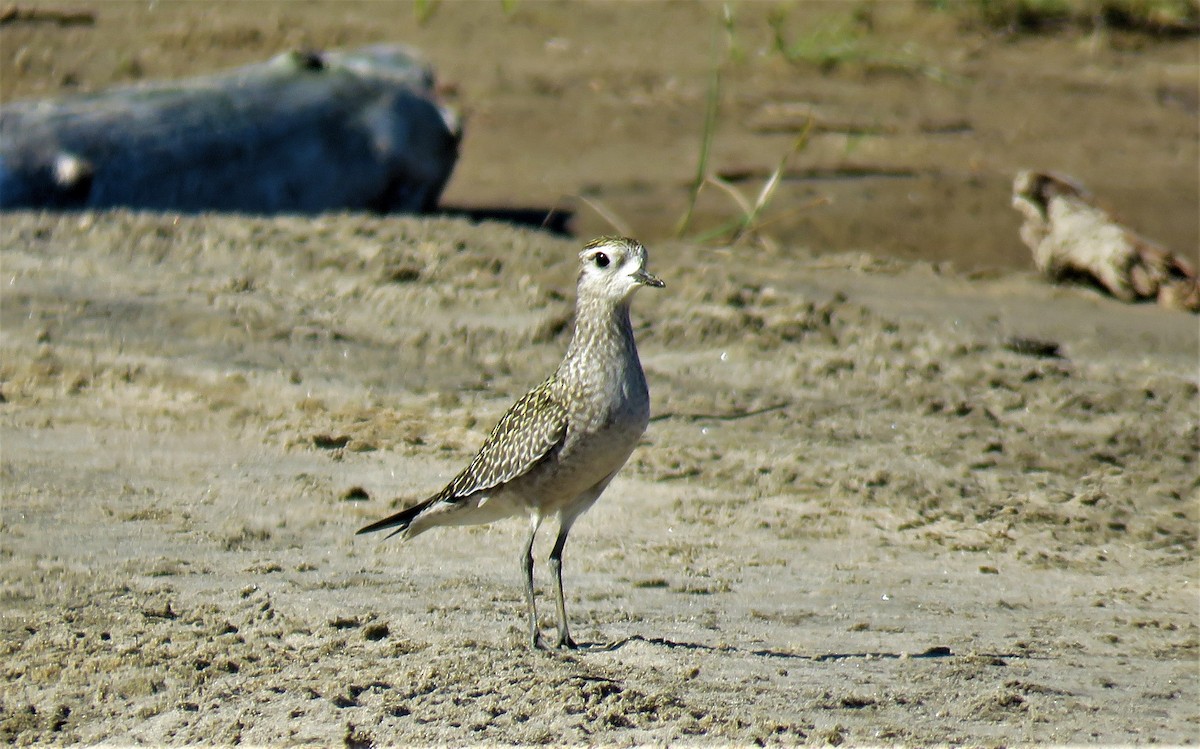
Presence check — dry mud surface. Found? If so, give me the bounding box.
[2,1,1199,746]
[1,212,1197,745]
[1,1,1197,270]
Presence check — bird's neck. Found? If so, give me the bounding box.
[563,297,636,367]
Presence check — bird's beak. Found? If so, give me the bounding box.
[635,269,665,288]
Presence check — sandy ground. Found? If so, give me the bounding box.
[2,1,1199,746]
[2,211,1197,745]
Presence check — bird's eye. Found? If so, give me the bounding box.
[593,252,610,268]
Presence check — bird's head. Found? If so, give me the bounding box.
[576,236,664,303]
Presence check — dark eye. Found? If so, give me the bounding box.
[593,252,610,268]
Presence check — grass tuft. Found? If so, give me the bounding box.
[413,0,440,25]
[675,10,726,238]
[674,4,829,249]
[768,7,952,81]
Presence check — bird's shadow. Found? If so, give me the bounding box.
[568,635,1023,662]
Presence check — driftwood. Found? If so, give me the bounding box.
[1012,170,1198,312]
[0,45,460,213]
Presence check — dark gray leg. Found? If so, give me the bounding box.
[523,514,546,650]
[549,514,579,649]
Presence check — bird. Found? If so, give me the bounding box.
[357,236,664,649]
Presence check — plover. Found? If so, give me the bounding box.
[358,236,664,649]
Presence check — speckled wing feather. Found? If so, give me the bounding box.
[437,380,567,502]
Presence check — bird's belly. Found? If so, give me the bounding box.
[526,416,646,508]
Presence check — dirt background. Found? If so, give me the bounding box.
[1,1,1198,746]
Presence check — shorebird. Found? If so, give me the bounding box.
[357,236,664,649]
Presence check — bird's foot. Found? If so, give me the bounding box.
[530,632,579,651]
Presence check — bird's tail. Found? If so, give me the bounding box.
[356,498,433,540]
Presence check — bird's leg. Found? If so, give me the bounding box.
[549,515,579,650]
[523,513,547,650]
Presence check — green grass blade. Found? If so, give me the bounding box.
[674,13,724,237]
